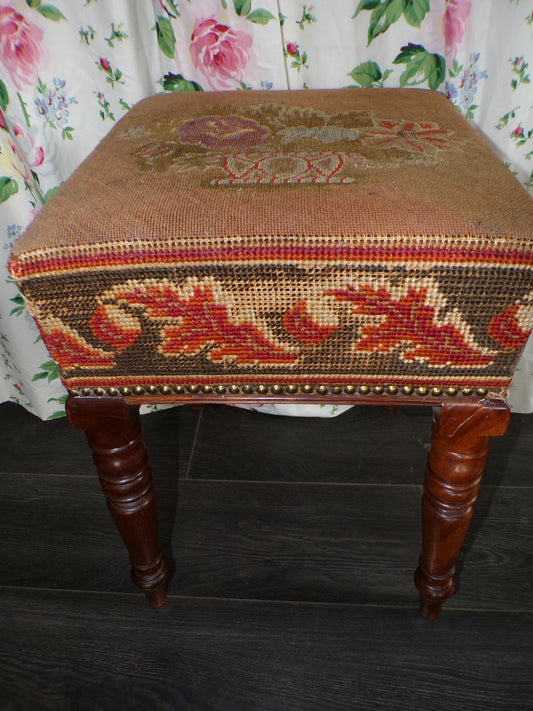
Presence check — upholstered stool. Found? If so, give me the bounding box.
[10,88,533,619]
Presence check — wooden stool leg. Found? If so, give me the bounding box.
[66,395,171,607]
[415,397,510,619]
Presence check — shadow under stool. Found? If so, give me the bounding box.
[10,88,533,619]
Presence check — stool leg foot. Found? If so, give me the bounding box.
[415,398,510,619]
[66,395,171,606]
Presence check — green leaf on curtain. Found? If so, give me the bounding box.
[25,0,41,7]
[393,43,445,90]
[233,0,252,16]
[9,294,26,317]
[401,0,429,27]
[0,80,8,111]
[32,360,60,382]
[0,177,18,204]
[163,73,204,92]
[368,0,403,45]
[37,4,66,21]
[247,9,276,24]
[155,16,176,59]
[348,61,383,87]
[352,0,380,19]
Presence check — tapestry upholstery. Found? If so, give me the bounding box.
[9,88,533,400]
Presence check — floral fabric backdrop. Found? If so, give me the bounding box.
[1,0,533,419]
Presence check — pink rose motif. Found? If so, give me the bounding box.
[179,114,270,150]
[0,6,43,90]
[190,18,253,90]
[443,0,471,61]
[12,124,45,169]
[286,42,297,56]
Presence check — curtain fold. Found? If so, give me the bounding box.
[1,0,532,419]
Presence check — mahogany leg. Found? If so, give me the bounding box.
[415,397,510,619]
[66,395,171,607]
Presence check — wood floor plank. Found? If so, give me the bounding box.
[0,589,531,711]
[0,402,200,477]
[189,404,531,486]
[1,472,531,610]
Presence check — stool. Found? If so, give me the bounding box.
[10,88,533,619]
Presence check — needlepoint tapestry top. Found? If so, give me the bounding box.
[9,89,533,392]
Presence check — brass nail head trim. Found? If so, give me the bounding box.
[445,387,458,396]
[302,384,314,393]
[271,384,283,394]
[202,385,213,394]
[242,384,254,394]
[229,385,241,394]
[188,384,200,394]
[317,385,328,395]
[344,385,356,394]
[286,384,298,394]
[359,385,370,395]
[216,385,227,394]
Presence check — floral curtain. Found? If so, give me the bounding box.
[1,0,533,419]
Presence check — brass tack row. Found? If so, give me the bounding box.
[72,384,490,398]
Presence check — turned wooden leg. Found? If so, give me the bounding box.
[66,395,171,607]
[415,397,510,619]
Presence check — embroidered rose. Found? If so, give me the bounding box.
[190,18,253,90]
[179,114,270,150]
[443,0,471,61]
[286,42,297,56]
[0,6,43,90]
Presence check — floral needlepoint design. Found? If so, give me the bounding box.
[283,300,338,344]
[179,115,270,150]
[328,285,492,368]
[488,304,532,351]
[364,119,457,156]
[217,151,360,185]
[90,303,142,349]
[91,279,298,367]
[40,317,116,371]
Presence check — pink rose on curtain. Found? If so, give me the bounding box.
[12,124,45,170]
[443,0,471,61]
[0,6,43,90]
[190,18,253,90]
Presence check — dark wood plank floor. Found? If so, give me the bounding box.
[1,401,532,710]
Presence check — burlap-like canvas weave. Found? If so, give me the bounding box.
[9,88,533,393]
